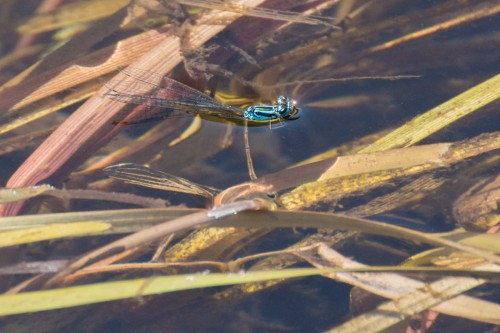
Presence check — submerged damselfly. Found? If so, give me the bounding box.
[105,69,300,125]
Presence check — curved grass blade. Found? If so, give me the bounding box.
[1,207,497,265]
[215,210,500,264]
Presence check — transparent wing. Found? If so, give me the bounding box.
[105,68,245,123]
[103,163,220,198]
[106,90,245,120]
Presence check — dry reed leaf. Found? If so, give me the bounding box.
[319,143,451,181]
[328,276,488,332]
[313,244,500,326]
[0,28,168,111]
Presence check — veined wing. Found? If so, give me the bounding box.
[105,69,245,121]
[103,163,220,199]
[112,67,228,107]
[106,89,245,121]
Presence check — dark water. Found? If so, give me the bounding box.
[0,1,498,332]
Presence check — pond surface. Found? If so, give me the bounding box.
[0,1,498,332]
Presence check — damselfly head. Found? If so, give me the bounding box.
[277,96,300,120]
